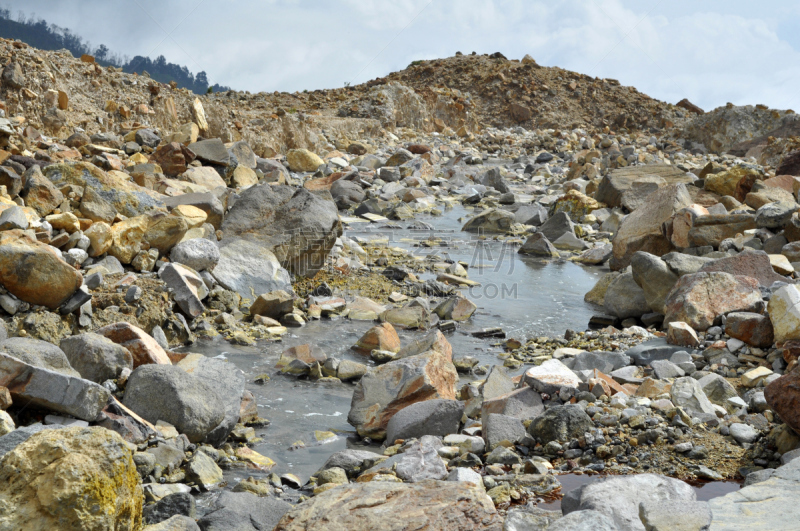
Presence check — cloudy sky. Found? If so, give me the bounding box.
[7,0,800,112]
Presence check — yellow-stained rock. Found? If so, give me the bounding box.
[85,221,113,257]
[109,216,149,264]
[286,149,324,172]
[144,213,188,255]
[45,212,81,233]
[171,204,207,228]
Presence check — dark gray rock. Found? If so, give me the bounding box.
[135,129,161,149]
[143,492,197,525]
[188,139,230,165]
[315,449,378,477]
[123,365,225,444]
[59,333,133,383]
[603,272,650,319]
[528,405,593,444]
[0,205,27,230]
[478,167,511,193]
[0,423,59,458]
[625,338,687,366]
[539,211,575,242]
[483,413,526,449]
[384,398,463,444]
[361,440,447,482]
[330,179,366,210]
[146,515,200,531]
[228,141,257,169]
[197,491,291,531]
[571,351,631,373]
[0,337,79,377]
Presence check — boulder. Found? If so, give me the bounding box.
[80,186,117,223]
[725,312,774,348]
[663,272,762,331]
[198,491,291,531]
[286,149,324,172]
[249,289,294,319]
[330,180,365,210]
[59,333,133,383]
[176,354,245,446]
[603,272,650,319]
[353,322,401,355]
[348,351,457,439]
[478,167,511,193]
[528,405,593,444]
[547,510,619,531]
[361,439,448,482]
[0,427,142,531]
[666,322,700,348]
[144,214,189,255]
[123,364,224,444]
[109,215,148,264]
[688,214,757,248]
[768,284,800,343]
[163,193,224,229]
[181,166,227,189]
[563,473,696,531]
[21,165,64,216]
[538,211,575,242]
[187,139,229,165]
[518,233,559,257]
[670,376,717,417]
[523,359,581,394]
[170,238,220,272]
[221,185,341,278]
[159,263,206,318]
[0,352,110,421]
[697,373,738,407]
[433,296,477,321]
[211,238,292,304]
[273,480,501,531]
[630,251,678,314]
[384,399,463,443]
[610,184,693,270]
[595,164,694,211]
[151,142,195,176]
[705,166,759,197]
[96,322,172,367]
[755,201,798,229]
[0,230,82,309]
[462,208,515,234]
[698,249,785,287]
[483,413,526,449]
[0,337,80,377]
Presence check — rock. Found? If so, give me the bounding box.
[286,149,324,172]
[21,165,64,217]
[85,221,114,257]
[348,351,457,439]
[143,492,196,525]
[552,190,602,220]
[595,164,694,211]
[667,322,700,348]
[273,480,501,531]
[96,322,172,367]
[705,166,759,197]
[447,467,483,487]
[725,312,774,348]
[177,354,245,446]
[0,337,79,377]
[145,214,189,255]
[363,439,447,482]
[564,473,695,531]
[755,201,798,229]
[630,251,678,314]
[547,510,619,531]
[478,167,511,193]
[151,142,194,176]
[181,166,227,189]
[170,238,220,272]
[384,399,463,443]
[571,351,630,373]
[159,263,207,318]
[0,352,109,421]
[604,272,650,319]
[353,322,401,355]
[145,515,199,530]
[380,305,430,330]
[528,404,593,444]
[184,450,223,490]
[688,214,757,248]
[610,184,693,270]
[462,208,515,233]
[481,365,515,400]
[697,373,738,407]
[698,250,785,287]
[513,203,549,225]
[433,296,477,321]
[518,233,559,257]
[221,185,341,278]
[315,449,377,477]
[585,272,619,306]
[483,413,526,449]
[198,491,292,531]
[670,376,717,417]
[123,364,224,443]
[523,359,581,394]
[651,359,685,379]
[80,185,117,223]
[663,272,762,331]
[0,230,82,309]
[708,456,800,530]
[0,410,13,436]
[211,238,292,303]
[164,193,224,229]
[504,507,562,531]
[0,206,27,231]
[1,61,23,88]
[0,427,142,531]
[59,333,133,383]
[330,180,365,210]
[108,215,148,264]
[767,284,800,343]
[539,211,575,242]
[187,139,229,165]
[742,366,773,388]
[638,500,711,531]
[730,423,759,444]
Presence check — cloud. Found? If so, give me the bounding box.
[6,0,800,111]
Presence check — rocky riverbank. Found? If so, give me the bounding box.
[3,36,800,530]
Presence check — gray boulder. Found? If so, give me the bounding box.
[513,203,549,226]
[59,333,133,383]
[478,167,511,193]
[630,251,678,314]
[571,351,631,373]
[638,500,711,531]
[0,337,79,378]
[188,139,230,165]
[330,179,365,210]
[563,473,696,531]
[483,413,526,449]
[170,238,220,272]
[123,365,225,444]
[504,507,562,531]
[547,510,620,531]
[361,439,447,482]
[197,491,291,531]
[177,355,246,446]
[315,449,378,477]
[221,184,341,278]
[697,373,738,407]
[384,398,463,444]
[755,201,797,229]
[528,405,593,444]
[211,238,292,304]
[519,233,559,257]
[146,515,200,531]
[604,272,650,319]
[143,492,197,525]
[670,376,717,417]
[539,211,575,242]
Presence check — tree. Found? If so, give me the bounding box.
[95,44,109,61]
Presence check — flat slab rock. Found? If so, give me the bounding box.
[274,479,502,531]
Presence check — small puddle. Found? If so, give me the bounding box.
[538,474,742,511]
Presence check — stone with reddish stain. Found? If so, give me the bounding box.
[698,249,786,287]
[725,312,774,348]
[150,142,195,176]
[688,214,757,248]
[95,322,171,367]
[347,350,457,440]
[352,323,401,355]
[667,322,700,348]
[766,372,800,436]
[663,272,762,331]
[276,345,326,369]
[636,378,673,398]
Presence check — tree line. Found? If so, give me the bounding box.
[0,8,230,94]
